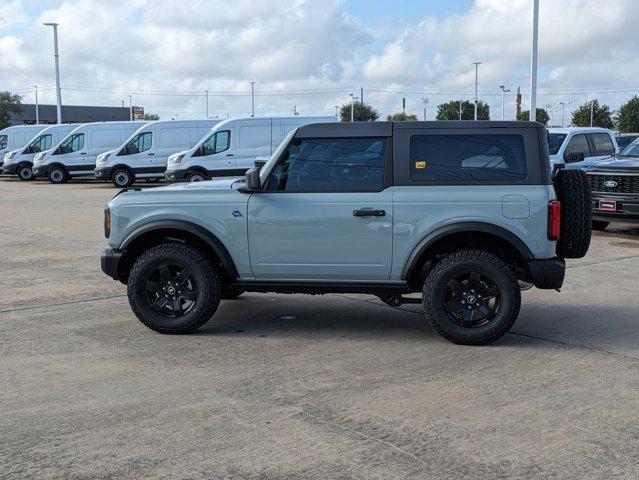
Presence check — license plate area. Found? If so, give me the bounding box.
[598,199,617,212]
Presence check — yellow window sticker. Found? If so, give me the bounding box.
[415,161,426,169]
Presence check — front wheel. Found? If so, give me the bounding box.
[112,168,134,188]
[422,249,521,345]
[127,243,222,334]
[186,171,207,182]
[18,164,34,181]
[48,166,68,184]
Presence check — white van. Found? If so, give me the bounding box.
[164,116,337,182]
[0,125,48,170]
[2,124,79,180]
[32,121,147,184]
[94,119,219,187]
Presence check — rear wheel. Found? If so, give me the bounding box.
[48,166,68,184]
[423,249,521,345]
[592,220,609,231]
[187,171,207,182]
[127,243,222,334]
[112,168,134,188]
[17,164,34,181]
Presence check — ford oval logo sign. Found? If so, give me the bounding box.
[604,180,618,188]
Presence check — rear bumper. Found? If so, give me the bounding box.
[526,258,565,290]
[101,248,125,280]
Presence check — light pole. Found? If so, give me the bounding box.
[459,99,462,120]
[473,61,481,120]
[349,93,359,122]
[558,101,570,127]
[43,23,62,124]
[205,89,209,118]
[251,82,256,117]
[33,85,39,124]
[499,85,511,121]
[422,97,430,121]
[334,105,339,117]
[128,95,133,121]
[589,99,596,127]
[529,0,539,122]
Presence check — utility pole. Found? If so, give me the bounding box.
[402,97,406,115]
[360,87,364,105]
[205,89,209,118]
[43,22,62,124]
[334,105,339,117]
[349,93,359,122]
[459,100,462,120]
[422,97,430,121]
[473,61,481,120]
[249,81,255,117]
[128,95,133,121]
[33,85,39,124]
[590,99,595,127]
[292,105,298,116]
[529,0,539,122]
[558,101,570,127]
[499,85,510,120]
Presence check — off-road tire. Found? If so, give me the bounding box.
[553,169,592,258]
[423,249,521,345]
[592,220,609,231]
[18,164,34,181]
[48,166,68,184]
[112,168,134,188]
[128,243,222,334]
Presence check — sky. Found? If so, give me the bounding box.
[1,0,638,124]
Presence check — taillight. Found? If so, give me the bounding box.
[547,200,561,241]
[104,207,111,238]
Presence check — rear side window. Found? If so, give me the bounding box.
[159,128,190,149]
[0,135,7,149]
[267,137,386,192]
[590,133,615,155]
[239,125,270,149]
[410,134,527,181]
[564,134,590,158]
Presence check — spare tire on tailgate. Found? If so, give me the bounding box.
[553,169,592,258]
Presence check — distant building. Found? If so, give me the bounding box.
[9,104,145,125]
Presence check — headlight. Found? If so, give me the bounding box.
[97,153,110,163]
[34,153,44,162]
[5,151,15,160]
[168,154,184,165]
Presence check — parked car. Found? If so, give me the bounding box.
[614,133,639,150]
[101,121,592,345]
[548,127,618,169]
[1,124,79,180]
[164,116,337,182]
[94,119,220,187]
[586,140,639,230]
[0,124,48,170]
[32,121,147,184]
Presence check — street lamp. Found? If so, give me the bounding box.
[499,85,511,121]
[529,0,539,121]
[43,22,62,124]
[349,93,359,122]
[422,97,430,121]
[249,81,255,117]
[589,98,596,127]
[33,85,39,124]
[557,101,570,127]
[473,62,481,120]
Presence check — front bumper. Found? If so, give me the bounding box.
[526,258,565,290]
[95,165,113,180]
[101,248,125,281]
[1,163,18,175]
[591,194,639,222]
[165,168,188,182]
[32,165,49,178]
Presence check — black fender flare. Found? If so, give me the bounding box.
[401,221,534,280]
[120,220,239,278]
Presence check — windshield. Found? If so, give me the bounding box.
[0,135,7,150]
[548,133,567,155]
[620,140,639,157]
[56,133,85,154]
[122,131,152,155]
[259,128,297,184]
[27,134,52,153]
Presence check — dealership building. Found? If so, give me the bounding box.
[9,104,145,125]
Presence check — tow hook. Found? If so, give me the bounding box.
[377,295,422,308]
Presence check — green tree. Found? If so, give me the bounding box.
[436,100,489,120]
[339,101,379,122]
[0,91,23,130]
[517,108,550,125]
[143,113,160,120]
[571,99,613,129]
[386,112,418,121]
[615,96,639,133]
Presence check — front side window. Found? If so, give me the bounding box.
[200,130,231,156]
[27,134,52,153]
[123,132,152,154]
[266,137,386,192]
[563,134,590,161]
[0,135,7,149]
[590,133,615,155]
[56,133,85,154]
[547,133,567,155]
[620,141,639,157]
[410,134,527,181]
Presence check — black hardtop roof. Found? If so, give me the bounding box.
[296,120,545,137]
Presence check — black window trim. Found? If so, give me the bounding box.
[261,135,393,194]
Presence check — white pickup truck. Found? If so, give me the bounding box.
[548,127,618,169]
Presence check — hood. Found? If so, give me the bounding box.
[586,156,639,174]
[155,177,242,192]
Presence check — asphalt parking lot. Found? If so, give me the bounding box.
[1,178,638,479]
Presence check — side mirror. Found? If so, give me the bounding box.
[564,151,584,163]
[254,158,268,170]
[244,166,261,191]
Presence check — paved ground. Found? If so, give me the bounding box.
[1,177,638,479]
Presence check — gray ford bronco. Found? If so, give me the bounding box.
[101,121,592,345]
